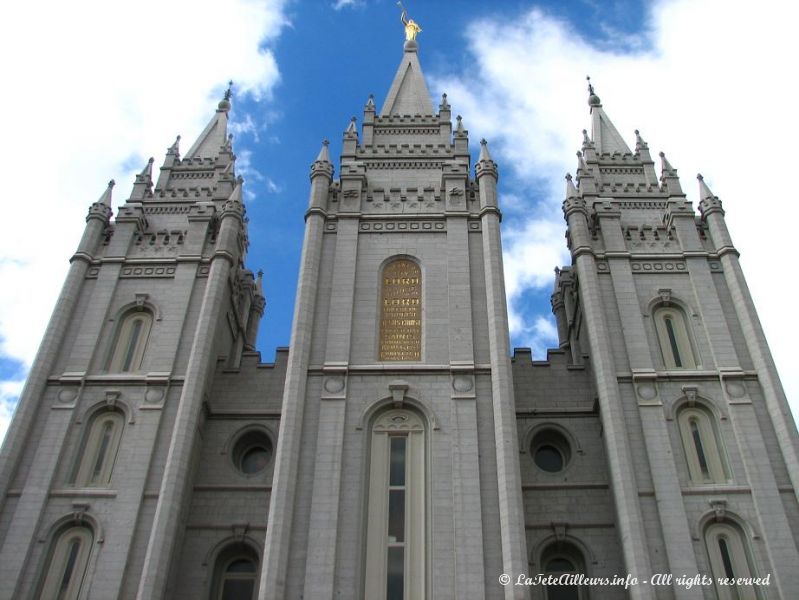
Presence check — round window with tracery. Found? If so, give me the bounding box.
[232,431,273,476]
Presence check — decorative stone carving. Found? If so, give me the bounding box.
[144,388,164,404]
[452,375,473,393]
[57,388,78,403]
[636,384,657,400]
[709,499,727,522]
[725,382,746,399]
[323,376,345,394]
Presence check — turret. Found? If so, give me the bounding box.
[308,140,333,212]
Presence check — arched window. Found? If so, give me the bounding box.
[210,543,259,600]
[540,541,588,600]
[108,310,153,372]
[653,306,696,369]
[72,410,125,486]
[677,405,728,484]
[37,525,93,600]
[364,409,426,600]
[705,522,760,600]
[379,259,421,361]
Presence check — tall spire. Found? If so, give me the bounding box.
[185,83,232,159]
[586,76,632,155]
[380,29,433,116]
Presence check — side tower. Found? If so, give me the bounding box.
[0,92,270,599]
[549,84,799,599]
[259,35,530,599]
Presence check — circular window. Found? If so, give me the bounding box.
[232,430,273,475]
[531,429,572,473]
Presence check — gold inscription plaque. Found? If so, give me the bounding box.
[379,259,421,361]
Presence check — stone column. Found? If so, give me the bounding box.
[136,196,242,599]
[259,147,333,598]
[477,145,530,600]
[0,186,112,596]
[444,164,486,598]
[563,195,655,600]
[596,201,703,599]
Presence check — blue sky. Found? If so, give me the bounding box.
[1,0,798,442]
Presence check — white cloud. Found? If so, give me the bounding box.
[435,0,799,416]
[0,0,289,443]
[332,0,362,10]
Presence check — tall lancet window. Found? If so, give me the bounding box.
[72,409,125,486]
[653,306,696,369]
[108,310,153,372]
[677,405,728,484]
[705,522,760,600]
[379,259,421,361]
[37,526,93,600]
[365,409,426,599]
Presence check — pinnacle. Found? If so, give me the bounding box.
[98,179,115,206]
[478,138,493,162]
[635,129,648,150]
[315,139,331,163]
[167,135,181,157]
[659,151,677,175]
[697,173,718,200]
[565,173,579,198]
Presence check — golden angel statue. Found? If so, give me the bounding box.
[398,2,422,41]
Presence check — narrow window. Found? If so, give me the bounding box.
[379,259,421,361]
[211,544,259,600]
[365,409,425,599]
[678,406,727,484]
[108,310,153,372]
[689,418,710,479]
[654,306,696,369]
[664,316,682,367]
[38,526,93,600]
[705,522,760,600]
[73,411,124,487]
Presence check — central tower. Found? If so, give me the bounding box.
[259,35,530,600]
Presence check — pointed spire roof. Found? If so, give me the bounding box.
[586,77,632,155]
[185,84,232,159]
[565,173,579,199]
[478,138,493,162]
[380,41,433,116]
[315,139,331,163]
[697,174,718,201]
[98,179,115,206]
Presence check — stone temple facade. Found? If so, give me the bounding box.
[1,35,798,600]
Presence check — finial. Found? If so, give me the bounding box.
[167,135,181,157]
[586,75,601,107]
[440,93,450,110]
[219,80,233,111]
[582,129,591,146]
[697,173,718,201]
[366,94,375,109]
[455,115,465,134]
[565,172,579,198]
[478,138,493,162]
[346,117,357,135]
[634,129,648,151]
[257,269,264,279]
[108,179,116,188]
